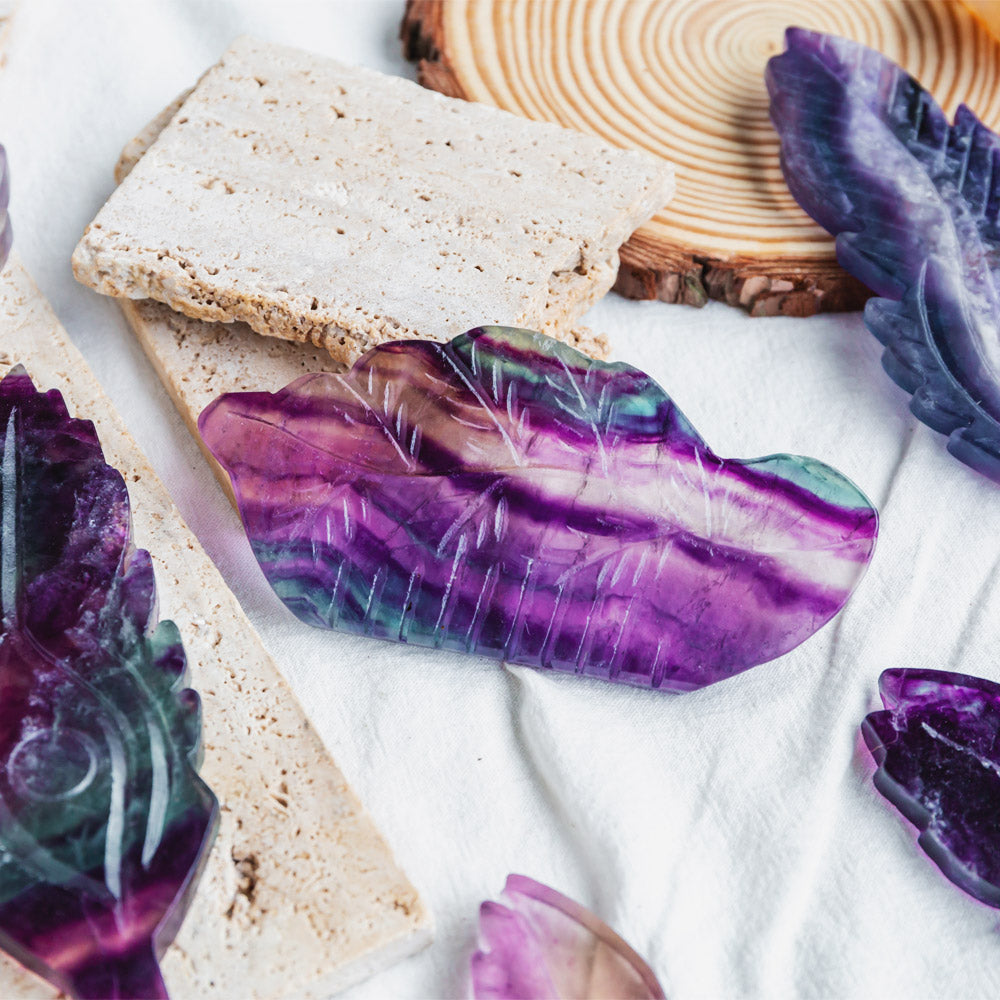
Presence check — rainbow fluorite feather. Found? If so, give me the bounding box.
[767,28,1000,482]
[0,367,217,999]
[862,668,1000,908]
[201,326,876,691]
[472,875,665,999]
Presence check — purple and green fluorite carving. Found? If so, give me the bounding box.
[200,326,877,691]
[471,874,664,999]
[0,367,218,998]
[767,28,1000,482]
[862,668,1000,908]
[0,145,10,273]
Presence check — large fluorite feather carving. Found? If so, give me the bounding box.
[471,874,665,999]
[0,368,218,998]
[862,668,1000,908]
[767,28,1000,481]
[201,327,876,691]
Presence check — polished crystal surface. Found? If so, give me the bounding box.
[862,668,1000,907]
[768,28,1000,481]
[200,326,877,691]
[471,874,664,1000]
[0,367,218,998]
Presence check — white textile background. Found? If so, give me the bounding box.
[2,2,999,997]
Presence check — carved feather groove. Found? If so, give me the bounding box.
[0,368,217,999]
[768,28,1000,481]
[862,668,1000,908]
[201,327,877,692]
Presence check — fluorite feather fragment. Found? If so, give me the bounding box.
[767,28,1000,481]
[0,145,10,273]
[862,668,1000,908]
[200,326,876,691]
[0,367,218,998]
[471,874,664,999]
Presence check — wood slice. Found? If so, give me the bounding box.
[402,0,1000,316]
[964,0,1000,38]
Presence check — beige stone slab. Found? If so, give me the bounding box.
[0,255,432,999]
[72,36,674,365]
[114,99,606,488]
[116,87,192,183]
[114,98,608,492]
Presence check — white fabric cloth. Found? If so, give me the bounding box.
[2,2,999,997]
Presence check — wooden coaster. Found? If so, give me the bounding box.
[964,0,1000,38]
[403,0,1000,316]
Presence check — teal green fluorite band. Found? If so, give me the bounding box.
[203,326,878,692]
[0,368,217,1000]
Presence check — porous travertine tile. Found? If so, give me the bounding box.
[114,113,607,486]
[116,87,192,183]
[0,256,432,999]
[73,36,673,364]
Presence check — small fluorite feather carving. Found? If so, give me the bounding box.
[767,28,1000,481]
[201,326,877,691]
[0,368,218,998]
[862,668,1000,908]
[471,875,665,999]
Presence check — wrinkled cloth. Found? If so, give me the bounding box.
[1,2,998,997]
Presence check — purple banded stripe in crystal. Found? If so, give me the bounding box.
[200,326,877,691]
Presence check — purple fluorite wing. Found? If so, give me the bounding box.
[0,145,10,273]
[862,669,1000,908]
[200,326,876,692]
[767,28,1000,481]
[0,368,218,999]
[471,874,664,999]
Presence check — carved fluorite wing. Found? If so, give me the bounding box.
[0,368,218,999]
[200,326,876,692]
[862,668,1000,907]
[471,874,665,999]
[767,28,1000,481]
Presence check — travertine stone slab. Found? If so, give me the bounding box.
[114,91,608,487]
[72,36,674,365]
[0,256,432,999]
